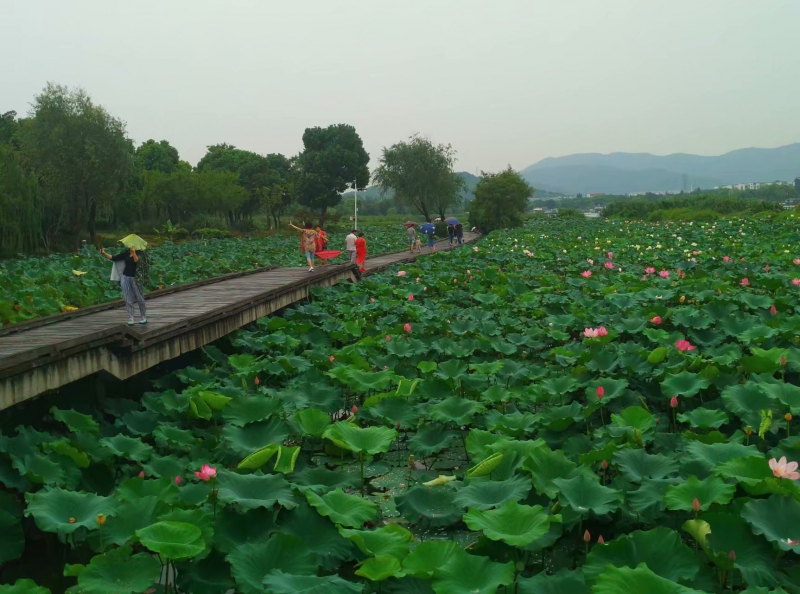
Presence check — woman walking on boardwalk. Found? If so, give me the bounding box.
[355,232,367,272]
[100,234,147,325]
[289,221,319,272]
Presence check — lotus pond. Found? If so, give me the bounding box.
[3,217,800,593]
[0,224,408,326]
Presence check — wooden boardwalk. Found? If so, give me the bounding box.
[0,232,477,409]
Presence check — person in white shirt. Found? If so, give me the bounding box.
[345,230,358,263]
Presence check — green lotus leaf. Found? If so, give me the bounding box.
[263,570,362,594]
[466,452,503,478]
[713,456,772,486]
[664,475,735,512]
[175,551,236,594]
[136,521,205,560]
[434,359,470,382]
[762,382,800,411]
[158,507,214,558]
[661,371,710,398]
[115,476,179,505]
[119,410,159,436]
[323,422,397,455]
[428,397,485,425]
[628,478,680,517]
[43,439,89,468]
[524,446,582,498]
[517,568,589,594]
[293,408,332,438]
[198,390,232,410]
[407,426,460,458]
[141,454,186,479]
[395,485,462,528]
[370,397,420,428]
[647,347,668,365]
[592,564,707,594]
[402,540,460,579]
[222,395,283,426]
[273,445,301,474]
[189,393,213,420]
[0,580,51,594]
[345,369,398,392]
[431,548,515,594]
[702,512,778,588]
[290,466,360,493]
[540,375,579,398]
[356,555,404,581]
[237,443,279,471]
[683,441,761,473]
[612,448,678,483]
[222,418,289,457]
[65,546,160,594]
[463,499,551,546]
[99,435,153,462]
[306,488,377,527]
[24,488,118,535]
[0,501,24,564]
[281,502,354,569]
[51,407,99,435]
[742,495,800,552]
[586,377,629,402]
[227,533,317,594]
[96,496,168,547]
[453,475,532,510]
[721,383,775,423]
[216,469,296,510]
[485,410,536,437]
[153,425,197,450]
[339,524,413,560]
[417,361,438,374]
[212,508,275,555]
[608,407,656,439]
[584,527,698,583]
[12,454,67,486]
[553,475,624,515]
[676,407,728,429]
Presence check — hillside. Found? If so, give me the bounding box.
[520,143,800,195]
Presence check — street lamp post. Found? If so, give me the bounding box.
[353,179,358,230]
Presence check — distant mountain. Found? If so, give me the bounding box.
[520,143,800,195]
[343,171,481,203]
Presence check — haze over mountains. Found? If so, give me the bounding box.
[518,143,800,196]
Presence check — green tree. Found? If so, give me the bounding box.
[468,167,533,233]
[0,147,42,255]
[136,139,180,174]
[373,135,464,222]
[22,83,134,243]
[0,111,19,146]
[295,124,369,225]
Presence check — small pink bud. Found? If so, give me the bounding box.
[386,335,391,342]
[692,497,701,512]
[601,460,608,470]
[670,396,679,408]
[329,355,335,363]
[596,386,605,399]
[174,476,182,485]
[138,471,145,478]
[352,405,358,414]
[729,550,736,561]
[408,294,414,301]
[781,354,787,366]
[403,323,412,333]
[583,530,591,543]
[370,297,375,303]
[770,305,777,315]
[254,376,260,386]
[598,535,605,544]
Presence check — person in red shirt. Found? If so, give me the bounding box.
[355,232,367,271]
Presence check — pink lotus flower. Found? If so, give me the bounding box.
[370,297,375,303]
[650,316,662,325]
[408,294,414,301]
[794,258,800,265]
[740,278,750,287]
[670,396,678,408]
[597,326,608,337]
[174,476,182,485]
[404,323,412,333]
[581,270,592,278]
[792,278,800,287]
[604,262,614,269]
[692,498,701,512]
[386,335,391,342]
[397,270,407,277]
[607,252,613,259]
[675,339,696,352]
[194,464,217,482]
[329,355,335,362]
[583,530,591,543]
[659,270,670,278]
[723,256,732,263]
[596,386,605,399]
[138,471,145,478]
[769,457,800,480]
[764,265,770,272]
[584,328,599,338]
[645,267,655,274]
[770,305,777,316]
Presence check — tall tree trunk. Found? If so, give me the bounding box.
[87,200,97,243]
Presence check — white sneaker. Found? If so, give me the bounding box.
[309,267,314,272]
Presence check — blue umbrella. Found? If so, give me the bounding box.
[420,222,435,235]
[445,217,459,225]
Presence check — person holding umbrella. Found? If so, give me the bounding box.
[455,222,464,244]
[404,221,417,253]
[100,234,148,325]
[445,217,459,246]
[419,221,436,253]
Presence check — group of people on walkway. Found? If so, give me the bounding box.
[289,222,366,272]
[405,219,464,253]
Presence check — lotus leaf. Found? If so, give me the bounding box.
[402,540,460,579]
[453,475,532,510]
[431,548,515,594]
[216,469,296,510]
[306,488,377,527]
[664,476,735,512]
[553,475,624,516]
[323,422,398,455]
[136,521,205,560]
[463,499,552,546]
[592,564,708,594]
[24,488,117,535]
[65,546,160,594]
[395,485,462,527]
[227,533,317,594]
[517,569,589,594]
[263,570,363,594]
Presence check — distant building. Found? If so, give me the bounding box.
[795,177,800,193]
[715,180,793,191]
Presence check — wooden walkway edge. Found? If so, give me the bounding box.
[0,232,478,409]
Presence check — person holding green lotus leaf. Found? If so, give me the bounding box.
[100,234,148,326]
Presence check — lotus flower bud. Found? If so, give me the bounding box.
[596,386,605,399]
[174,476,182,485]
[598,535,605,544]
[404,323,412,333]
[729,550,736,561]
[670,396,679,408]
[329,355,335,363]
[96,513,106,525]
[786,413,793,422]
[583,530,591,543]
[139,471,145,478]
[601,460,608,470]
[352,405,358,414]
[744,426,753,435]
[386,335,391,342]
[254,376,260,386]
[781,355,787,367]
[692,498,701,512]
[770,305,777,315]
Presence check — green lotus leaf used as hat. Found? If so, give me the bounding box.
[119,234,147,250]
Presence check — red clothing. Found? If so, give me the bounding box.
[355,237,367,264]
[315,230,327,252]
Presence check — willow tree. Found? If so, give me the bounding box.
[373,135,465,222]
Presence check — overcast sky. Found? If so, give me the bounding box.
[2,1,799,173]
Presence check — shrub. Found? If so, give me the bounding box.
[192,228,233,240]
